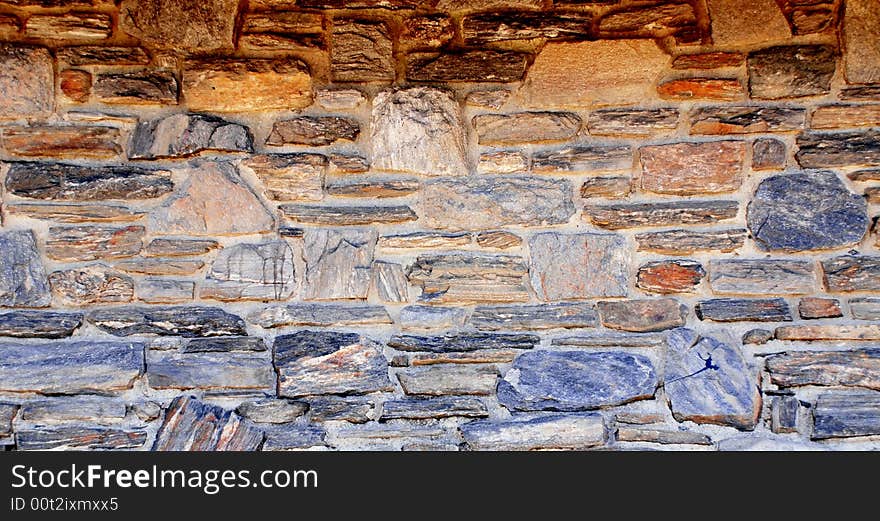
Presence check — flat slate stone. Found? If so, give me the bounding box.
[370,261,408,303]
[331,18,394,81]
[388,332,539,353]
[531,145,633,174]
[1,125,122,160]
[664,329,760,430]
[799,297,842,319]
[551,332,666,348]
[183,337,266,353]
[407,253,531,304]
[204,241,296,301]
[280,204,417,225]
[243,153,326,202]
[250,304,391,328]
[775,324,880,341]
[473,112,581,145]
[379,232,471,250]
[587,108,678,136]
[46,225,144,262]
[49,265,134,306]
[56,46,150,66]
[0,230,50,308]
[4,203,144,223]
[408,350,520,366]
[709,259,816,295]
[770,395,799,434]
[145,238,218,257]
[397,365,499,396]
[639,141,745,195]
[308,396,375,424]
[137,278,194,304]
[850,298,880,320]
[21,395,126,422]
[461,11,592,43]
[17,427,147,451]
[635,228,746,255]
[795,130,880,168]
[616,426,712,446]
[407,50,529,82]
[93,70,178,105]
[529,232,628,300]
[689,106,806,134]
[381,397,488,420]
[498,350,657,411]
[152,396,264,451]
[747,45,835,99]
[129,113,253,159]
[87,306,247,337]
[598,299,686,332]
[747,171,867,252]
[696,298,793,322]
[0,310,83,338]
[476,230,522,249]
[325,177,419,199]
[5,162,173,200]
[261,424,328,451]
[822,256,880,292]
[765,349,880,390]
[597,2,697,36]
[266,116,360,146]
[235,399,308,424]
[0,340,143,394]
[460,414,605,451]
[398,305,469,330]
[636,260,705,294]
[585,200,738,229]
[116,258,204,276]
[812,391,880,440]
[470,303,597,330]
[580,176,632,199]
[183,58,312,113]
[146,350,275,391]
[274,331,392,398]
[303,229,376,300]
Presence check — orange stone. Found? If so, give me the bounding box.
[637,260,706,294]
[183,58,312,112]
[59,69,92,103]
[811,104,880,129]
[657,78,744,101]
[639,141,746,195]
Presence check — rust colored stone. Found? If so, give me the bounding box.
[639,141,746,195]
[672,52,745,69]
[657,78,744,101]
[59,70,92,103]
[637,260,705,294]
[798,297,842,319]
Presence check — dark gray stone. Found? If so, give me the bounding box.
[266,116,360,146]
[849,298,880,320]
[752,138,787,170]
[616,426,712,446]
[308,396,375,424]
[689,106,806,134]
[182,337,266,353]
[398,365,499,396]
[17,427,147,451]
[20,395,126,422]
[88,306,247,337]
[0,310,83,338]
[460,414,605,451]
[381,397,488,420]
[407,50,529,82]
[742,328,773,345]
[696,298,793,322]
[235,399,308,424]
[796,130,880,168]
[146,350,274,391]
[771,395,799,434]
[152,396,264,451]
[0,230,50,308]
[129,113,254,159]
[747,45,836,99]
[462,11,592,43]
[93,70,179,104]
[5,162,173,200]
[812,391,880,439]
[261,424,327,451]
[470,303,597,330]
[388,333,539,353]
[280,204,417,225]
[551,332,666,348]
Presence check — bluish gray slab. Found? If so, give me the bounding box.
[0,310,83,338]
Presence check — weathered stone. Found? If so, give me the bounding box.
[398,305,468,330]
[46,225,144,262]
[21,395,126,423]
[315,89,365,110]
[532,145,633,174]
[552,332,667,348]
[152,396,264,451]
[398,365,499,396]
[598,3,696,36]
[261,424,327,450]
[598,299,687,332]
[775,324,880,341]
[778,0,837,34]
[470,303,596,331]
[5,162,173,201]
[118,259,204,276]
[379,232,471,249]
[182,337,266,353]
[0,45,52,119]
[184,58,311,112]
[202,241,296,302]
[133,402,161,422]
[672,52,744,69]
[331,19,394,82]
[382,397,488,421]
[799,297,842,319]
[466,90,510,110]
[149,162,273,236]
[266,117,359,147]
[371,87,467,176]
[521,40,669,107]
[402,13,453,48]
[690,106,806,134]
[637,260,705,294]
[146,350,274,391]
[864,186,880,203]
[766,349,880,390]
[840,86,880,101]
[771,395,799,434]
[639,141,745,195]
[747,171,867,252]
[752,138,787,170]
[243,153,325,202]
[59,69,91,102]
[93,70,178,105]
[0,230,50,308]
[664,329,760,430]
[848,169,880,182]
[696,298,792,322]
[144,239,218,257]
[370,261,408,303]
[710,259,816,295]
[130,114,253,159]
[529,232,628,300]
[238,31,323,52]
[635,228,747,254]
[283,204,416,226]
[138,279,194,304]
[743,328,773,345]
[812,104,880,129]
[408,253,531,304]
[326,177,419,198]
[408,350,520,366]
[461,414,605,451]
[843,0,880,84]
[1,125,122,159]
[657,78,744,101]
[462,12,591,44]
[308,396,375,424]
[423,177,575,230]
[303,229,376,300]
[0,340,143,393]
[120,0,239,52]
[0,310,82,338]
[850,298,880,320]
[88,306,247,337]
[747,45,836,99]
[812,391,880,440]
[475,231,522,249]
[585,201,739,229]
[587,108,678,137]
[235,400,308,424]
[388,332,539,353]
[275,331,392,397]
[251,303,391,328]
[707,0,791,45]
[1,403,16,440]
[616,426,712,446]
[822,256,880,292]
[0,14,16,37]
[499,350,657,411]
[17,427,147,451]
[474,112,581,145]
[49,265,133,306]
[795,131,880,168]
[407,50,529,82]
[56,46,150,66]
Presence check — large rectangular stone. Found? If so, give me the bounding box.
[146,350,275,392]
[1,125,122,159]
[249,304,391,328]
[796,131,880,168]
[528,232,628,300]
[635,228,747,254]
[87,306,247,337]
[473,112,581,145]
[387,333,539,353]
[766,349,880,390]
[813,391,880,440]
[0,310,83,339]
[470,303,597,330]
[775,325,880,341]
[460,414,605,451]
[587,108,678,137]
[822,256,880,292]
[585,201,738,229]
[407,253,531,304]
[462,12,591,43]
[709,259,816,295]
[397,365,499,396]
[639,141,745,195]
[689,106,806,134]
[843,0,880,84]
[407,50,529,82]
[696,298,793,322]
[4,162,173,201]
[303,229,376,300]
[46,225,144,262]
[16,427,147,451]
[183,58,312,112]
[331,19,394,82]
[531,145,633,174]
[20,396,126,422]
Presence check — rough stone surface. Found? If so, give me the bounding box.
[637,260,705,294]
[388,332,539,353]
[4,202,144,223]
[88,306,247,337]
[266,116,360,146]
[250,304,391,328]
[129,114,253,159]
[398,305,468,331]
[766,349,880,390]
[710,259,816,295]
[120,0,239,52]
[657,78,744,101]
[585,201,739,230]
[398,365,499,396]
[462,12,591,44]
[407,50,529,82]
[381,397,488,421]
[812,391,880,439]
[473,112,581,145]
[280,204,417,226]
[152,396,264,451]
[811,105,880,129]
[203,241,296,301]
[46,225,144,262]
[616,426,712,446]
[635,229,747,254]
[461,414,605,451]
[147,350,274,391]
[470,303,597,331]
[843,0,880,84]
[21,396,126,423]
[0,44,53,118]
[799,297,842,319]
[771,395,799,434]
[849,298,880,320]
[795,131,880,168]
[1,125,122,160]
[303,229,376,300]
[707,0,791,45]
[138,279,195,304]
[0,310,82,338]
[408,252,530,304]
[747,45,836,99]
[331,19,394,82]
[49,265,134,306]
[5,163,173,201]
[690,106,806,134]
[775,324,880,341]
[531,145,632,174]
[587,108,678,136]
[145,239,218,258]
[598,299,687,332]
[236,400,308,425]
[529,232,628,301]
[17,427,147,451]
[0,230,50,308]
[93,70,178,105]
[184,58,312,113]
[639,141,745,195]
[673,52,744,69]
[243,154,326,202]
[822,256,880,292]
[696,298,793,322]
[752,138,787,170]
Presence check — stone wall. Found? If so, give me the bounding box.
[0,0,879,451]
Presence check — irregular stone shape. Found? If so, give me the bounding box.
[753,138,787,170]
[204,241,296,301]
[799,297,842,319]
[46,225,144,262]
[587,108,678,137]
[709,259,816,295]
[398,365,499,396]
[182,337,266,353]
[401,13,453,47]
[145,239,218,257]
[21,395,126,423]
[120,0,238,52]
[129,114,253,159]
[235,399,308,424]
[379,232,471,250]
[138,279,194,304]
[461,11,591,43]
[598,3,697,36]
[850,298,880,320]
[261,423,327,450]
[747,45,836,99]
[843,0,880,84]
[370,261,408,303]
[635,228,747,254]
[3,202,143,223]
[476,231,522,249]
[743,328,773,344]
[521,40,669,107]
[17,427,147,451]
[49,265,134,306]
[477,151,529,175]
[657,78,744,101]
[382,396,488,421]
[5,162,173,201]
[639,141,745,195]
[552,332,666,348]
[616,426,712,445]
[766,349,880,390]
[149,162,273,236]
[266,117,360,147]
[473,112,581,145]
[331,19,394,81]
[598,299,687,332]
[0,340,143,393]
[280,204,416,225]
[747,171,867,252]
[461,414,604,451]
[243,153,325,202]
[407,253,531,304]
[690,106,806,134]
[811,104,880,129]
[812,391,880,440]
[93,70,178,105]
[499,350,657,411]
[152,396,264,451]
[469,303,596,331]
[840,86,880,100]
[848,168,880,182]
[423,177,574,230]
[250,304,391,328]
[0,44,53,118]
[672,51,744,69]
[465,89,511,109]
[146,350,274,391]
[88,306,247,337]
[664,329,760,430]
[796,130,880,168]
[303,229,376,300]
[325,177,418,198]
[315,89,365,110]
[637,260,705,294]
[0,230,50,308]
[776,324,880,341]
[371,87,467,176]
[696,298,792,322]
[770,395,799,434]
[398,305,469,330]
[707,0,791,45]
[529,232,628,300]
[183,58,311,112]
[531,145,633,174]
[407,50,529,82]
[0,310,82,338]
[1,125,122,159]
[388,332,539,353]
[59,69,91,102]
[585,201,739,229]
[274,331,392,397]
[57,46,150,66]
[308,396,375,423]
[822,256,880,292]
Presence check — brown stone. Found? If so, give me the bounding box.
[137,279,194,304]
[49,265,134,306]
[639,141,746,195]
[597,299,687,332]
[635,228,747,254]
[144,239,218,258]
[331,19,394,82]
[462,12,592,43]
[466,90,511,110]
[237,33,324,53]
[266,117,360,146]
[0,14,19,36]
[822,256,880,292]
[60,69,91,103]
[752,138,787,170]
[672,52,745,69]
[690,106,806,134]
[1,126,122,160]
[46,226,145,262]
[92,70,179,105]
[657,78,744,101]
[598,3,697,37]
[240,10,323,52]
[407,50,529,82]
[183,58,312,113]
[3,203,143,223]
[637,260,705,294]
[0,46,51,119]
[115,258,204,276]
[532,145,632,174]
[119,0,239,52]
[475,231,522,249]
[529,232,628,300]
[811,105,880,129]
[843,0,880,84]
[766,349,880,390]
[776,324,880,341]
[56,46,150,66]
[796,130,880,168]
[473,112,581,145]
[315,89,365,110]
[586,108,679,137]
[25,13,112,41]
[402,14,453,48]
[477,151,529,175]
[707,0,791,45]
[325,177,419,198]
[280,204,417,225]
[580,177,632,199]
[798,297,842,319]
[747,45,836,99]
[585,201,739,229]
[379,232,471,250]
[408,253,531,305]
[243,154,326,202]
